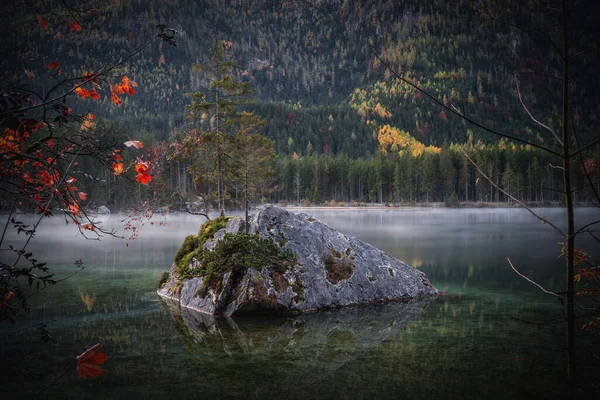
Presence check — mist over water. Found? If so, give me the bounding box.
[1,207,598,399]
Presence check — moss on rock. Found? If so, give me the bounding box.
[173,216,232,276]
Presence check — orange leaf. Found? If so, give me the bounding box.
[76,343,108,379]
[78,192,87,201]
[70,21,82,31]
[46,62,60,69]
[112,163,124,175]
[69,203,81,216]
[136,172,152,185]
[124,140,143,149]
[111,90,122,105]
[36,15,49,29]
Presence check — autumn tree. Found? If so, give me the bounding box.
[0,0,176,344]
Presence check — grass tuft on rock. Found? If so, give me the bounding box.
[196,233,297,296]
[324,250,355,284]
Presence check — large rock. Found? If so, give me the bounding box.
[157,205,437,315]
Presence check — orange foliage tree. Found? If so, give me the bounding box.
[0,0,176,326]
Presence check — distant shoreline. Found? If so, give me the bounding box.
[6,201,596,217]
[277,201,577,211]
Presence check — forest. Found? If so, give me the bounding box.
[1,0,598,213]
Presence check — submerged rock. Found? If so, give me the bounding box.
[157,205,437,316]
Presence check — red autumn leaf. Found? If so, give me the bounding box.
[36,15,49,29]
[46,62,60,69]
[78,192,87,201]
[135,161,152,185]
[82,223,96,231]
[124,140,143,149]
[70,21,82,31]
[68,203,81,216]
[74,86,101,100]
[136,172,152,185]
[76,343,108,379]
[112,163,124,175]
[135,161,148,174]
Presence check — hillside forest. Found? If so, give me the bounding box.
[1,0,599,214]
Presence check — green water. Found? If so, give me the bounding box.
[1,208,598,399]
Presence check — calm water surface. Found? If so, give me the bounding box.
[1,207,599,399]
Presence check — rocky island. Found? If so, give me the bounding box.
[157,205,438,315]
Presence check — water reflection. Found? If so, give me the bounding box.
[163,297,435,398]
[1,208,599,399]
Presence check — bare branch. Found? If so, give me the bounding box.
[571,110,600,205]
[12,266,84,308]
[508,257,565,303]
[574,220,600,237]
[507,314,564,325]
[572,136,600,157]
[481,7,563,59]
[1,34,158,117]
[463,150,566,236]
[569,47,597,61]
[516,71,562,82]
[515,74,562,145]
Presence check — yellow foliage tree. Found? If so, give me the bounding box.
[377,124,441,157]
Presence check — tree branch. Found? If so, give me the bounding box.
[508,257,565,303]
[463,150,566,236]
[515,73,562,145]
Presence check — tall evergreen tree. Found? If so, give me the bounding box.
[186,40,256,215]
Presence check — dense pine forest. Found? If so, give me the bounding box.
[1,0,599,211]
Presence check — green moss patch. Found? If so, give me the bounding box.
[173,216,232,277]
[197,233,296,293]
[157,271,170,289]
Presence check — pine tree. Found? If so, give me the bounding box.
[186,40,256,215]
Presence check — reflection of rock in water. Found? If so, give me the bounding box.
[161,297,433,398]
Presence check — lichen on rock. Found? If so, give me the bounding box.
[158,205,438,316]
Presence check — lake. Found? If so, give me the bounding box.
[1,207,598,399]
